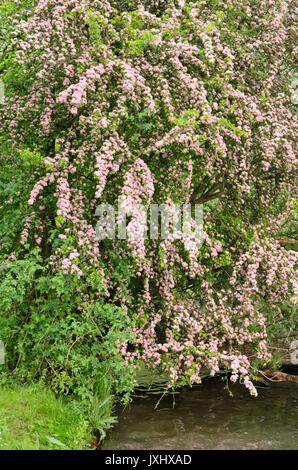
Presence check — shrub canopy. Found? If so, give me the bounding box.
[0,0,297,397]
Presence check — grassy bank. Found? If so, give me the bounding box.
[0,384,94,450]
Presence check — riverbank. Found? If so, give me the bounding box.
[1,356,297,450]
[0,383,93,450]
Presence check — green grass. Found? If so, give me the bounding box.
[0,384,93,450]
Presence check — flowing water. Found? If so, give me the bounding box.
[103,376,298,450]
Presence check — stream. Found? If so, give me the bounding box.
[103,376,298,450]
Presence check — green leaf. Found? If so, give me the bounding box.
[45,436,67,448]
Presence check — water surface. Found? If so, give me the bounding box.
[103,377,298,450]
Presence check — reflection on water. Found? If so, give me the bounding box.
[103,377,298,450]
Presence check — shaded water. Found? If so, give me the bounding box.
[103,377,298,450]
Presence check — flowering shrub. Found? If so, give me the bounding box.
[0,0,297,397]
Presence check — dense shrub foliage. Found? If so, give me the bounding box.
[0,0,297,399]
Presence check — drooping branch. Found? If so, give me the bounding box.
[190,178,226,204]
[261,369,298,384]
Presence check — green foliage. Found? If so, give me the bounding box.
[0,157,135,444]
[0,259,135,401]
[217,117,247,137]
[0,245,134,442]
[18,148,44,168]
[88,394,117,442]
[128,30,157,56]
[0,142,136,410]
